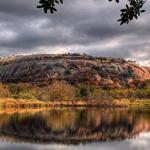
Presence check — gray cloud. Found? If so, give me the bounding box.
[0,0,150,65]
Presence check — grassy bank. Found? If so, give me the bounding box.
[128,99,150,107]
[1,98,150,109]
[0,98,127,108]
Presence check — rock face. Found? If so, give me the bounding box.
[0,54,150,87]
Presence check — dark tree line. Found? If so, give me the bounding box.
[37,0,146,25]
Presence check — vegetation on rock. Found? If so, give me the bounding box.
[0,79,150,103]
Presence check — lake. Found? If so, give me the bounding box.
[0,107,150,150]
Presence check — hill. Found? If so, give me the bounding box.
[0,53,150,88]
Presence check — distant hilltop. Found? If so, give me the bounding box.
[0,53,150,88]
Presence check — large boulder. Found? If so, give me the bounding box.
[0,54,150,87]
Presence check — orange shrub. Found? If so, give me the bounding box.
[0,83,10,98]
[38,81,75,101]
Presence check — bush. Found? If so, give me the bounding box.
[0,83,10,98]
[64,69,71,75]
[7,83,38,99]
[16,91,37,99]
[89,88,136,101]
[75,84,94,99]
[89,88,109,101]
[38,81,75,101]
[135,89,150,99]
[135,81,150,98]
[108,89,135,99]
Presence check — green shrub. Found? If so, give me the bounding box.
[135,81,150,98]
[64,69,71,75]
[17,91,36,99]
[7,83,38,99]
[89,88,136,100]
[135,89,150,98]
[89,88,109,101]
[108,89,135,99]
[76,84,94,99]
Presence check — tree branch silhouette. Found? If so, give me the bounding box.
[37,0,146,25]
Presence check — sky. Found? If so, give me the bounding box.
[0,0,150,66]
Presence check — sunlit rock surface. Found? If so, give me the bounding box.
[0,54,150,87]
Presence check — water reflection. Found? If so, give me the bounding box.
[0,108,150,145]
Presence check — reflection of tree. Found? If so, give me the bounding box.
[0,109,150,144]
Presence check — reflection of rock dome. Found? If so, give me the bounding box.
[0,108,150,144]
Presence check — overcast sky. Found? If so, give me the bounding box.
[0,0,150,65]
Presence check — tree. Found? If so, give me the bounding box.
[37,0,146,25]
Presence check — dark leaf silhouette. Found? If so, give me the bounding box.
[37,0,146,25]
[37,0,63,14]
[117,0,146,25]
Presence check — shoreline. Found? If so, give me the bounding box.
[1,98,150,109]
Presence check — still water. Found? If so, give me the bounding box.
[0,108,150,150]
